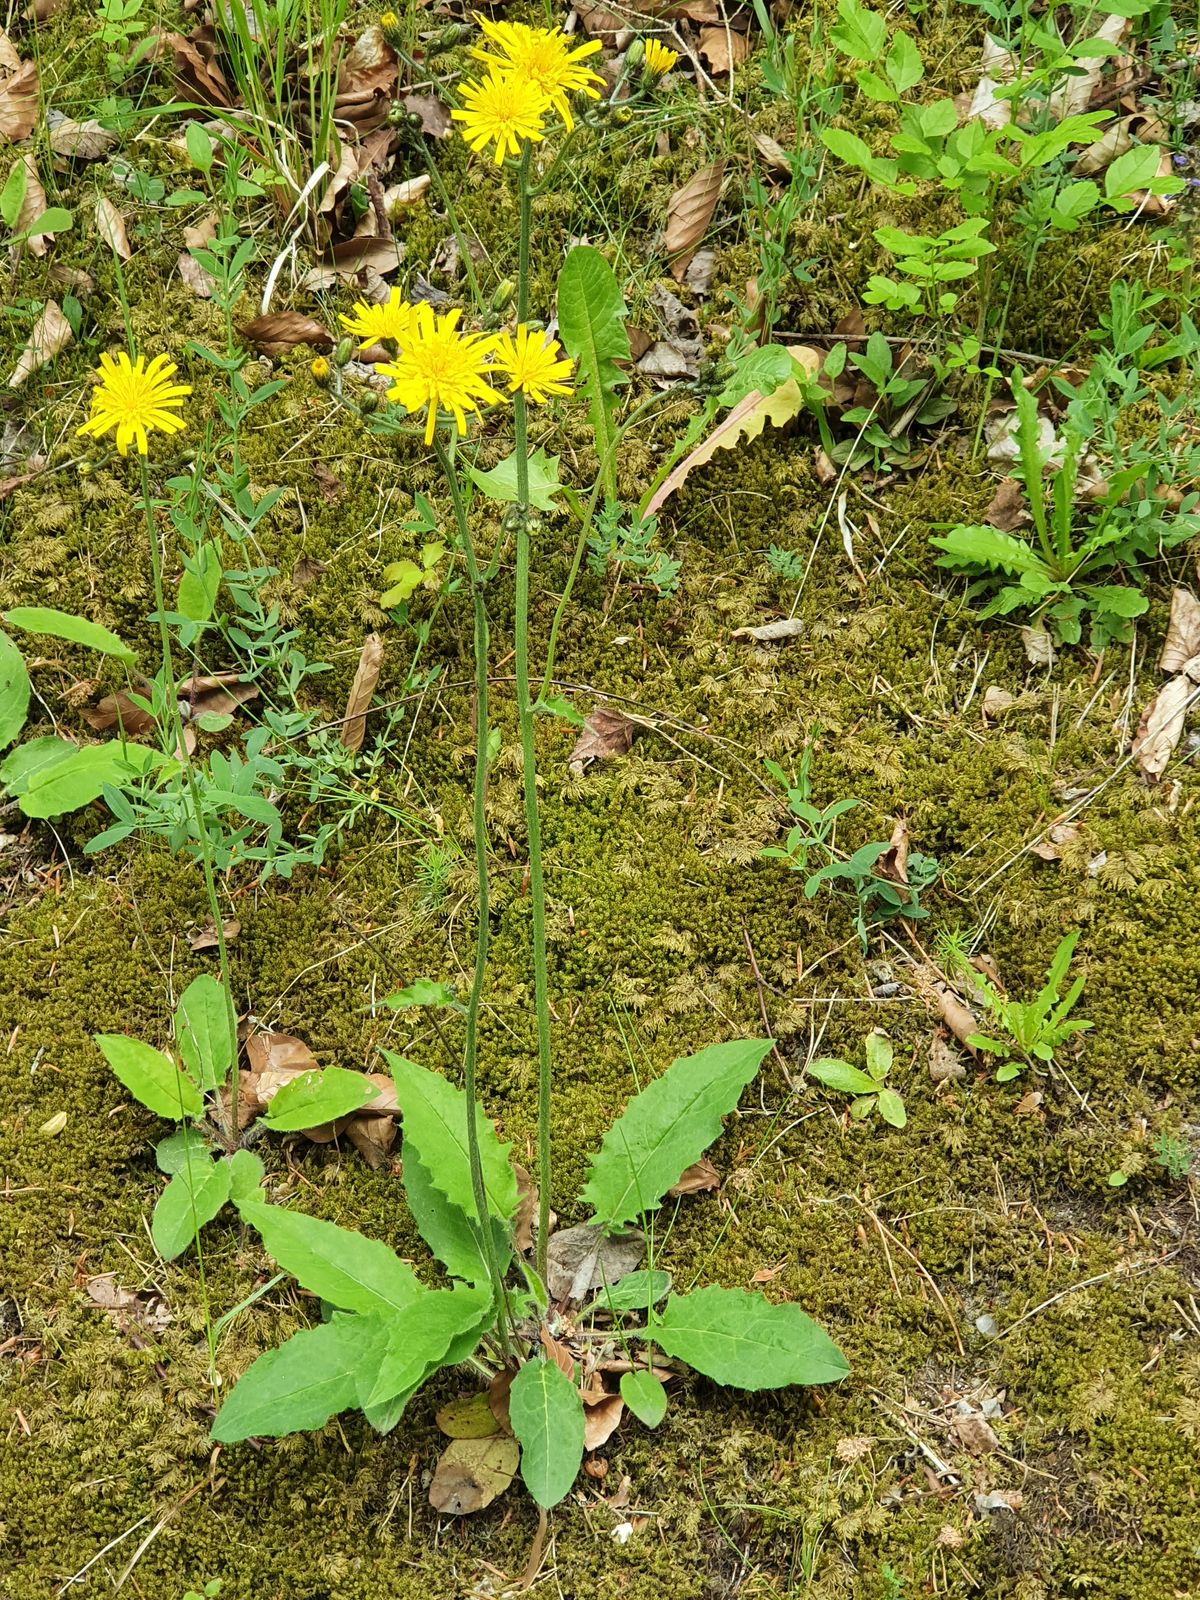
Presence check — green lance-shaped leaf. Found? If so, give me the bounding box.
[237,1201,423,1317]
[508,1357,586,1509]
[151,1150,232,1260]
[260,1065,380,1130]
[212,1315,374,1442]
[806,1058,879,1096]
[649,1285,850,1390]
[579,1038,771,1230]
[556,245,630,501]
[4,606,135,661]
[385,1052,519,1227]
[364,1283,493,1412]
[0,629,30,748]
[175,974,233,1091]
[15,742,170,819]
[95,1033,204,1120]
[402,1144,511,1287]
[620,1369,669,1428]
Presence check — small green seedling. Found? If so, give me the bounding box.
[959,930,1091,1082]
[808,1032,906,1128]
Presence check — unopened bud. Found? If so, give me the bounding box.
[490,278,516,314]
[334,336,355,368]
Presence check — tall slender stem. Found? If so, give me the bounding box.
[434,436,511,1351]
[138,456,241,1143]
[511,148,555,1281]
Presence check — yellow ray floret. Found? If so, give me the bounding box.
[76,351,191,457]
[490,325,575,404]
[643,38,679,76]
[378,304,502,443]
[339,287,415,348]
[470,17,604,129]
[452,67,552,162]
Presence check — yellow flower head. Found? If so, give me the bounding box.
[490,325,575,404]
[76,350,191,457]
[643,38,678,77]
[311,356,331,382]
[378,303,502,443]
[339,287,415,349]
[470,16,604,129]
[452,68,551,163]
[380,9,398,26]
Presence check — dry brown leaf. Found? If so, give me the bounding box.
[245,1031,319,1078]
[0,60,38,143]
[177,250,214,298]
[545,1222,644,1303]
[328,234,402,277]
[238,312,333,355]
[966,36,1016,129]
[664,160,725,281]
[181,672,259,721]
[1134,674,1193,780]
[732,618,805,643]
[583,1392,625,1451]
[187,916,240,951]
[985,477,1028,532]
[669,1155,720,1195]
[8,152,48,256]
[981,686,1014,721]
[488,1368,514,1435]
[183,211,218,251]
[752,131,792,175]
[292,555,327,589]
[913,966,979,1056]
[0,29,19,70]
[568,705,637,772]
[1159,587,1200,678]
[401,91,451,138]
[951,1406,999,1455]
[698,24,750,73]
[85,1273,172,1335]
[540,1327,576,1378]
[876,816,910,884]
[82,686,157,737]
[1020,623,1055,668]
[48,263,94,295]
[49,117,119,160]
[164,28,233,107]
[1030,820,1081,861]
[929,1032,967,1084]
[1048,14,1127,119]
[429,1435,519,1515]
[340,632,384,753]
[382,175,431,213]
[8,299,71,387]
[343,1115,396,1168]
[1012,1089,1043,1116]
[513,1163,537,1253]
[0,465,45,498]
[95,196,131,260]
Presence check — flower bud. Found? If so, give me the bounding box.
[311,356,331,384]
[490,278,516,314]
[334,336,355,368]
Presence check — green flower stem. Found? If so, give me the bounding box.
[138,455,241,1146]
[512,146,555,1281]
[433,434,512,1351]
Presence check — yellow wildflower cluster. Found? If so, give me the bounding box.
[338,293,574,442]
[452,15,604,162]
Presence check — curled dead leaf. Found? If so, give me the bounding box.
[1030,820,1081,862]
[583,1392,625,1451]
[0,59,38,143]
[981,686,1015,721]
[928,1032,967,1084]
[569,705,636,773]
[669,1155,720,1195]
[48,117,119,160]
[664,160,725,281]
[95,196,131,260]
[343,1115,397,1168]
[1159,588,1200,679]
[9,299,71,387]
[913,966,979,1056]
[545,1222,644,1303]
[732,618,805,643]
[698,24,750,74]
[985,477,1028,532]
[1134,674,1194,780]
[876,816,910,884]
[187,917,240,951]
[540,1327,576,1378]
[429,1435,519,1515]
[238,312,333,355]
[340,632,384,753]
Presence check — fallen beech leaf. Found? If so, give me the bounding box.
[86,1273,171,1334]
[985,477,1028,532]
[929,1032,967,1083]
[238,312,333,355]
[437,1391,500,1439]
[664,160,725,281]
[569,705,636,772]
[9,152,49,255]
[8,299,71,387]
[164,28,232,106]
[1012,1089,1043,1116]
[181,672,259,721]
[382,174,431,212]
[48,263,94,295]
[293,555,327,587]
[429,1435,519,1515]
[753,132,791,175]
[545,1222,644,1304]
[698,24,750,73]
[343,1114,396,1168]
[340,632,384,753]
[245,1031,319,1078]
[0,59,38,143]
[1134,674,1193,780]
[981,686,1014,720]
[583,1392,624,1450]
[732,618,805,643]
[966,36,1016,129]
[1048,14,1126,119]
[876,816,910,884]
[401,91,451,138]
[0,466,45,498]
[540,1327,576,1378]
[177,250,214,298]
[328,234,401,276]
[0,29,18,70]
[82,686,157,737]
[668,1156,720,1195]
[645,345,821,516]
[488,1369,514,1435]
[513,1163,537,1253]
[49,117,119,160]
[187,916,240,951]
[951,1405,999,1455]
[1020,623,1054,668]
[1159,588,1200,678]
[95,196,131,260]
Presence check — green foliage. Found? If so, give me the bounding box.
[211,1317,370,1441]
[620,1369,668,1428]
[260,1066,380,1130]
[235,1203,423,1316]
[384,978,460,1011]
[865,219,996,317]
[401,1148,510,1286]
[556,246,630,501]
[0,630,30,747]
[94,1034,204,1120]
[468,448,564,512]
[649,1286,850,1389]
[174,975,233,1092]
[6,740,171,820]
[385,1052,519,1227]
[589,1268,672,1314]
[508,1357,586,1509]
[808,1032,906,1127]
[586,502,680,595]
[380,542,447,607]
[1154,1132,1192,1181]
[152,1150,232,1260]
[579,1039,771,1229]
[3,606,135,661]
[952,930,1091,1080]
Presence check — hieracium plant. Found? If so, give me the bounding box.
[85,18,849,1516]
